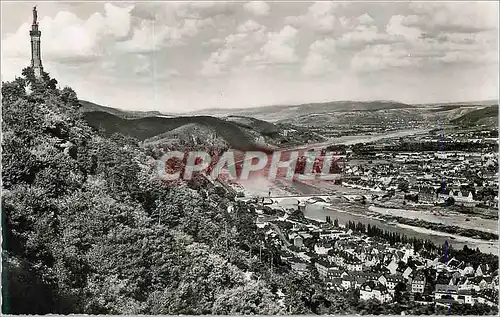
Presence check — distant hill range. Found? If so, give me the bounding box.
[142,123,228,148]
[225,115,279,136]
[79,99,282,151]
[450,105,499,126]
[416,100,498,107]
[79,100,172,119]
[82,110,275,152]
[186,100,498,125]
[188,100,414,121]
[79,98,498,150]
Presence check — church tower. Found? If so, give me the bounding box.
[30,6,43,78]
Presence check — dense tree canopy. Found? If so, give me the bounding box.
[1,68,329,314]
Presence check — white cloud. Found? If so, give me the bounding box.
[116,20,167,53]
[236,20,266,33]
[307,2,342,16]
[199,19,275,77]
[245,25,299,65]
[199,20,268,77]
[438,50,498,65]
[209,49,233,64]
[118,16,216,53]
[341,25,380,43]
[309,38,337,56]
[285,1,343,33]
[200,60,223,77]
[337,24,394,49]
[166,2,237,19]
[243,1,270,17]
[2,2,497,110]
[408,2,498,33]
[358,13,375,25]
[301,38,337,75]
[103,3,134,37]
[339,13,375,29]
[302,53,335,76]
[2,3,133,61]
[133,55,151,75]
[202,37,224,46]
[285,14,335,33]
[386,15,422,42]
[351,44,415,72]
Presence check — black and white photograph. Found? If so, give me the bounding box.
[1,1,499,315]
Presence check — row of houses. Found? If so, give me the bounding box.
[434,284,497,306]
[342,148,498,208]
[254,198,498,306]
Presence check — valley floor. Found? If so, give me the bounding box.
[231,177,498,255]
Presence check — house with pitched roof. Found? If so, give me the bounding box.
[360,281,392,303]
[354,275,367,289]
[314,241,333,255]
[290,259,309,275]
[411,272,426,294]
[364,254,380,267]
[460,263,475,276]
[473,276,494,290]
[315,258,341,280]
[474,290,498,307]
[325,277,343,291]
[292,234,304,248]
[403,266,413,280]
[346,259,363,272]
[475,264,489,277]
[385,274,405,295]
[434,284,458,301]
[387,258,399,275]
[342,275,355,289]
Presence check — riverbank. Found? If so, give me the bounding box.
[303,203,498,254]
[377,213,498,241]
[323,202,498,242]
[369,205,498,236]
[394,223,499,255]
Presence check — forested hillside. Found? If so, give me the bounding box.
[82,111,273,152]
[79,99,165,119]
[1,69,349,314]
[451,105,498,126]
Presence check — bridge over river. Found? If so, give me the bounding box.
[236,194,332,202]
[237,194,498,255]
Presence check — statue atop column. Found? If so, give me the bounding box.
[30,6,43,78]
[33,5,38,24]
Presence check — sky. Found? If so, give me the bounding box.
[1,1,498,113]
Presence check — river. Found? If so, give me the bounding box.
[295,128,431,150]
[229,127,430,169]
[369,206,498,235]
[231,126,497,254]
[303,203,498,255]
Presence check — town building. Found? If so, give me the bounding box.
[360,281,392,303]
[411,272,426,293]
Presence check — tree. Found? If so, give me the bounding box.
[445,196,455,206]
[398,179,409,193]
[212,281,283,314]
[394,282,408,303]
